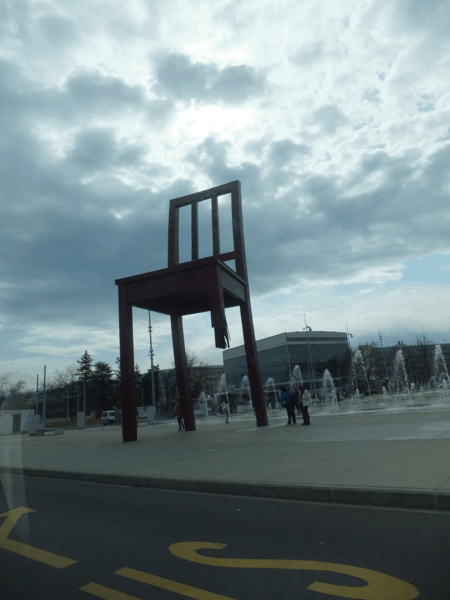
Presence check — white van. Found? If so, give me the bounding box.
[101,410,115,425]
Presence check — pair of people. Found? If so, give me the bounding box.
[280,385,311,425]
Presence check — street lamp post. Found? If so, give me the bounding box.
[148,311,156,411]
[83,371,86,415]
[286,335,293,389]
[346,322,356,395]
[378,328,389,384]
[303,313,317,399]
[35,374,39,417]
[43,365,47,427]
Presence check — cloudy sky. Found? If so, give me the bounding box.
[1,0,450,389]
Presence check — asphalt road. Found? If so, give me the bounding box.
[0,474,449,599]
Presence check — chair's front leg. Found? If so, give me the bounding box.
[171,315,196,431]
[118,286,138,442]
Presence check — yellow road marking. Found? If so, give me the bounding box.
[169,542,420,600]
[117,567,237,600]
[80,582,140,599]
[0,507,77,568]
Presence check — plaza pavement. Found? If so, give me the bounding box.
[2,408,450,511]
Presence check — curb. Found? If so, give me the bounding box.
[1,466,449,512]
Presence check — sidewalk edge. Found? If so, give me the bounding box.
[1,466,449,511]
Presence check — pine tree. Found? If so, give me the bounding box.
[114,356,121,383]
[77,351,94,414]
[92,362,114,416]
[77,351,94,382]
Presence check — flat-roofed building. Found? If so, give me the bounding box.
[223,331,350,394]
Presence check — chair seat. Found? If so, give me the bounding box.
[115,256,247,317]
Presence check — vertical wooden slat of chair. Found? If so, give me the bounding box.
[231,181,247,279]
[211,193,220,256]
[191,202,199,261]
[168,200,179,266]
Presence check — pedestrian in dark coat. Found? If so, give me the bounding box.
[297,384,305,414]
[175,400,185,431]
[280,386,296,424]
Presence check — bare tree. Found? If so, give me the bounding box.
[357,341,380,387]
[186,352,211,399]
[160,352,212,414]
[323,349,353,393]
[0,372,10,409]
[52,364,81,420]
[414,334,434,383]
[7,380,33,410]
[161,369,177,409]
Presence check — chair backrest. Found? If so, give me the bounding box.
[168,180,248,281]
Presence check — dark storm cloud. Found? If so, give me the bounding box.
[313,105,349,135]
[0,63,55,211]
[267,139,311,169]
[185,135,450,295]
[62,71,175,126]
[67,128,144,173]
[0,176,194,329]
[0,55,174,141]
[154,52,265,104]
[0,55,176,240]
[64,71,147,115]
[186,137,264,195]
[36,14,79,47]
[392,0,450,39]
[0,56,184,334]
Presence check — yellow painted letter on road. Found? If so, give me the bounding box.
[169,542,420,600]
[80,581,140,599]
[0,507,77,568]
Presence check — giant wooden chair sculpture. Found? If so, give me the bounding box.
[115,180,268,441]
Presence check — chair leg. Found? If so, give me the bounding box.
[171,315,196,431]
[240,302,268,427]
[118,287,137,442]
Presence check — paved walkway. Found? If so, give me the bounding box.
[1,409,450,511]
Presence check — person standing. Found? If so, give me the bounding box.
[300,388,311,425]
[280,386,296,424]
[221,399,230,423]
[297,384,305,415]
[175,400,185,431]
